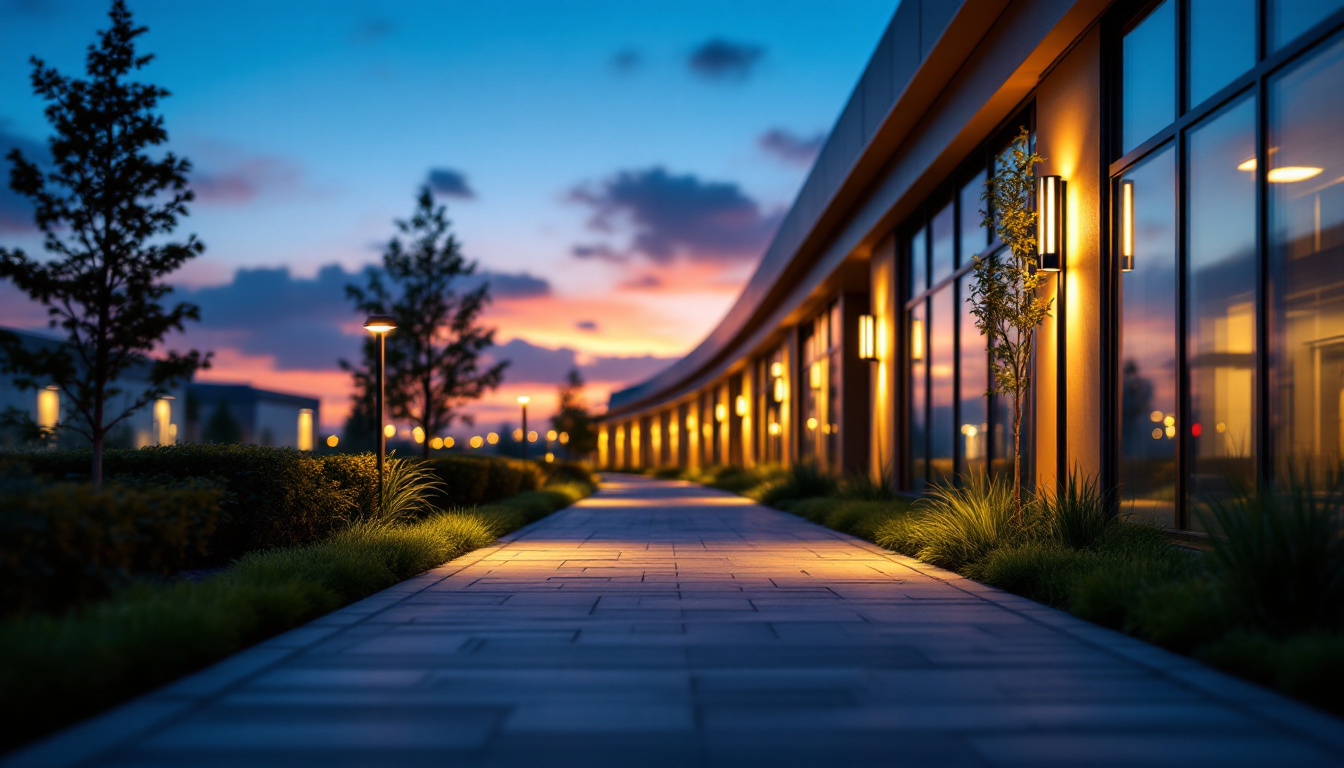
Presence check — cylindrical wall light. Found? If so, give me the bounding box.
[714,402,727,422]
[809,362,822,390]
[1036,175,1064,272]
[1120,180,1134,272]
[858,313,877,361]
[910,318,925,361]
[735,394,748,417]
[772,376,786,403]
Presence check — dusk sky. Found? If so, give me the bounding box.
[0,0,898,436]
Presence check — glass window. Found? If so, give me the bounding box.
[1118,146,1179,529]
[1189,0,1256,109]
[931,202,955,285]
[1270,36,1344,485]
[909,229,927,298]
[929,288,955,485]
[1188,95,1257,509]
[1270,0,1343,51]
[959,273,988,476]
[909,301,928,491]
[959,170,989,261]
[1123,0,1176,154]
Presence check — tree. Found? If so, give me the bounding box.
[973,127,1052,521]
[0,1,209,487]
[202,399,242,444]
[343,187,506,458]
[551,369,598,458]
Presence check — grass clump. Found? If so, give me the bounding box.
[910,474,1026,570]
[754,462,836,506]
[1040,470,1119,550]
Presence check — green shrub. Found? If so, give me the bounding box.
[873,512,922,557]
[652,466,685,480]
[0,477,225,616]
[542,460,598,487]
[1196,478,1344,634]
[1128,577,1231,654]
[1068,547,1195,630]
[756,461,836,506]
[1197,631,1344,716]
[421,454,545,509]
[910,474,1027,570]
[785,496,843,524]
[825,500,906,540]
[1040,469,1118,550]
[836,465,898,501]
[965,543,1102,608]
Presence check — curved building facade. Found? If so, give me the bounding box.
[600,0,1344,531]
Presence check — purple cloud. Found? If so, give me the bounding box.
[426,168,476,199]
[191,154,301,206]
[758,128,824,167]
[569,166,781,265]
[486,337,673,386]
[619,273,662,290]
[689,38,764,80]
[576,320,599,332]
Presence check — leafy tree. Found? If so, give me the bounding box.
[0,1,209,487]
[202,399,242,444]
[551,369,598,458]
[973,127,1052,521]
[343,187,506,458]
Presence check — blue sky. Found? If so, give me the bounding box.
[0,0,898,431]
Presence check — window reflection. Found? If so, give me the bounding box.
[1270,0,1343,51]
[1271,36,1344,485]
[1119,146,1178,528]
[1189,0,1255,109]
[909,229,927,298]
[960,171,988,259]
[929,288,955,484]
[1189,96,1257,511]
[909,301,927,491]
[1123,0,1176,154]
[959,273,988,476]
[931,203,955,285]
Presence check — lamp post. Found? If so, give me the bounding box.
[517,395,530,461]
[363,314,397,507]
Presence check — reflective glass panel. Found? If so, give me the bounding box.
[929,287,955,485]
[1188,96,1257,513]
[960,170,989,262]
[909,229,927,298]
[931,202,955,285]
[1189,0,1255,109]
[1119,145,1178,528]
[959,273,988,476]
[1123,0,1176,154]
[909,301,927,491]
[1270,0,1343,51]
[1270,36,1344,485]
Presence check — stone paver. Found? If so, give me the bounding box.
[8,474,1344,767]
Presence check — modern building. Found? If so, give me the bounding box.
[0,326,319,451]
[599,0,1344,531]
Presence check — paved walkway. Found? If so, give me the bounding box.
[10,475,1344,767]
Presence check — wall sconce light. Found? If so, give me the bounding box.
[1119,180,1134,272]
[858,313,877,361]
[773,377,786,403]
[735,395,748,417]
[714,403,727,422]
[1036,175,1064,272]
[770,361,783,378]
[768,422,781,436]
[809,362,822,390]
[910,318,925,361]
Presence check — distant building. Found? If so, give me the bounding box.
[0,326,318,451]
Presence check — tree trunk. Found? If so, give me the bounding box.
[1012,391,1023,525]
[92,431,104,490]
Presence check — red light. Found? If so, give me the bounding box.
[1191,423,1202,437]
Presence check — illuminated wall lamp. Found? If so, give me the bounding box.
[772,376,786,403]
[714,403,727,422]
[1120,180,1134,272]
[910,318,925,362]
[858,313,877,361]
[809,362,822,390]
[735,395,748,417]
[1036,175,1064,272]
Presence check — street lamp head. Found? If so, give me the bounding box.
[517,395,531,405]
[363,315,397,334]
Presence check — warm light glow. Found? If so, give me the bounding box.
[363,315,397,334]
[961,423,979,437]
[513,428,524,441]
[297,408,314,451]
[1163,415,1175,427]
[910,318,925,361]
[1150,410,1164,423]
[559,432,569,444]
[1268,166,1323,183]
[809,362,822,390]
[444,436,455,448]
[487,432,499,445]
[858,313,877,360]
[154,397,174,445]
[326,434,339,448]
[768,422,781,436]
[547,429,558,441]
[412,426,425,444]
[429,436,444,450]
[773,377,787,403]
[528,430,538,442]
[770,361,783,378]
[1036,175,1063,271]
[517,395,531,405]
[715,403,727,422]
[1120,180,1134,272]
[1237,157,1257,172]
[545,452,554,463]
[36,386,59,430]
[384,424,396,438]
[735,395,747,417]
[1165,425,1177,439]
[1152,428,1163,440]
[470,435,483,448]
[806,417,818,431]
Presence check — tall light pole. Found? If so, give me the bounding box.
[517,395,530,461]
[364,315,397,507]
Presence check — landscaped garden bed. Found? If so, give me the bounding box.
[0,446,597,751]
[651,463,1344,717]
